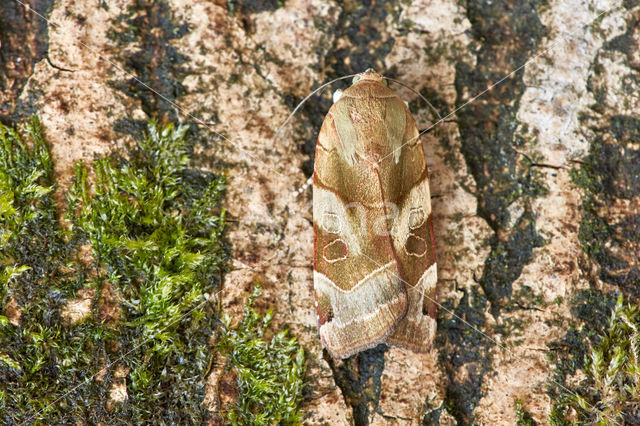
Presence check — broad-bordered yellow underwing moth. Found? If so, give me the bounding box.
[313,69,437,359]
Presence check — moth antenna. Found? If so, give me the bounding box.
[272,74,358,146]
[383,76,453,146]
[382,77,443,124]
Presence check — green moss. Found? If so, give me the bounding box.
[550,296,640,424]
[1,117,114,422]
[515,398,536,425]
[0,118,229,422]
[219,286,305,425]
[570,166,612,258]
[68,120,229,421]
[548,404,573,426]
[1,117,306,423]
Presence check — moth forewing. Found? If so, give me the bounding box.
[313,70,437,359]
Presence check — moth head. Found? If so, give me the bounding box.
[352,68,383,85]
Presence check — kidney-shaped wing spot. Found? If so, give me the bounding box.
[404,233,427,257]
[323,239,348,263]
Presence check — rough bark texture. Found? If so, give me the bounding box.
[2,0,638,423]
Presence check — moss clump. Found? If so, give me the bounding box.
[551,296,640,425]
[515,398,536,425]
[0,118,228,422]
[67,120,228,421]
[1,117,115,422]
[218,286,305,425]
[0,116,56,304]
[68,121,227,352]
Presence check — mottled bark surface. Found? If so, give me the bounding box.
[2,0,638,423]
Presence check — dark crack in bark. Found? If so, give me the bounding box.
[548,4,640,422]
[445,0,547,422]
[0,0,54,122]
[295,0,402,178]
[108,0,189,130]
[324,344,388,426]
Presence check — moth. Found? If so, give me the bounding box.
[313,69,437,359]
